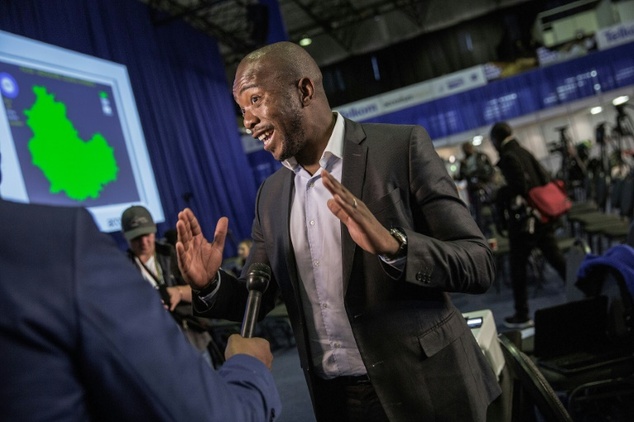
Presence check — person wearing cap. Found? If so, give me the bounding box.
[121,205,191,308]
[121,205,212,356]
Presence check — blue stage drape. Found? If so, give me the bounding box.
[0,0,264,255]
[260,0,288,44]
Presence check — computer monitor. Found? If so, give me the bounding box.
[0,30,163,232]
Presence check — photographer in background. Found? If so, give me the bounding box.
[490,122,566,328]
[458,141,495,234]
[122,205,213,358]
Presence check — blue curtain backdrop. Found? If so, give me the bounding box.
[0,0,266,256]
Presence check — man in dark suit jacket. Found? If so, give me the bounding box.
[0,197,281,421]
[177,42,500,421]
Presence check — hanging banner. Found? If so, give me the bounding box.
[596,21,634,50]
[337,65,486,121]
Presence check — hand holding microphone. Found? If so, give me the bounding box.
[225,334,274,370]
[240,263,271,338]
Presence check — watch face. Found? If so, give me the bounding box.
[389,228,407,257]
[391,228,406,243]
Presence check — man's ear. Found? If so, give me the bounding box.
[298,77,314,106]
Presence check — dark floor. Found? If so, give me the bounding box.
[268,251,575,422]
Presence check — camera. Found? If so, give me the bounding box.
[547,140,566,154]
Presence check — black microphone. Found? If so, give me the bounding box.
[240,263,271,338]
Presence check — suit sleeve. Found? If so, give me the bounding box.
[73,208,281,421]
[192,178,281,322]
[401,126,496,294]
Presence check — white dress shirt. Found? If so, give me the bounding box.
[282,112,366,379]
[199,113,405,376]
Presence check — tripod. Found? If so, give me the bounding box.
[550,125,587,200]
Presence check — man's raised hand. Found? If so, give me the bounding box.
[176,208,228,290]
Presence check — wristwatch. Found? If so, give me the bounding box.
[382,227,408,260]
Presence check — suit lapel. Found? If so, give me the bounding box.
[279,170,300,290]
[340,119,368,292]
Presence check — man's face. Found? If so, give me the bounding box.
[233,61,306,162]
[129,232,155,259]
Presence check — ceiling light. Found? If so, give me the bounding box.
[590,106,602,115]
[299,37,312,47]
[612,96,629,106]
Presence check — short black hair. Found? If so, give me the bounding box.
[490,122,512,143]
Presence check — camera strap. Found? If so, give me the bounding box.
[132,253,165,287]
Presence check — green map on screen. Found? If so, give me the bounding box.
[24,85,119,201]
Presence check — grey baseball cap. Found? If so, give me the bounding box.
[121,205,156,241]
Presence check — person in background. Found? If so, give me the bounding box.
[221,238,253,277]
[490,121,566,329]
[0,159,281,420]
[122,205,191,310]
[121,205,211,356]
[458,141,495,234]
[238,239,252,263]
[176,41,500,422]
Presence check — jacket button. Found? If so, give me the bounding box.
[416,272,424,282]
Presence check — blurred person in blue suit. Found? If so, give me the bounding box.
[0,153,281,421]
